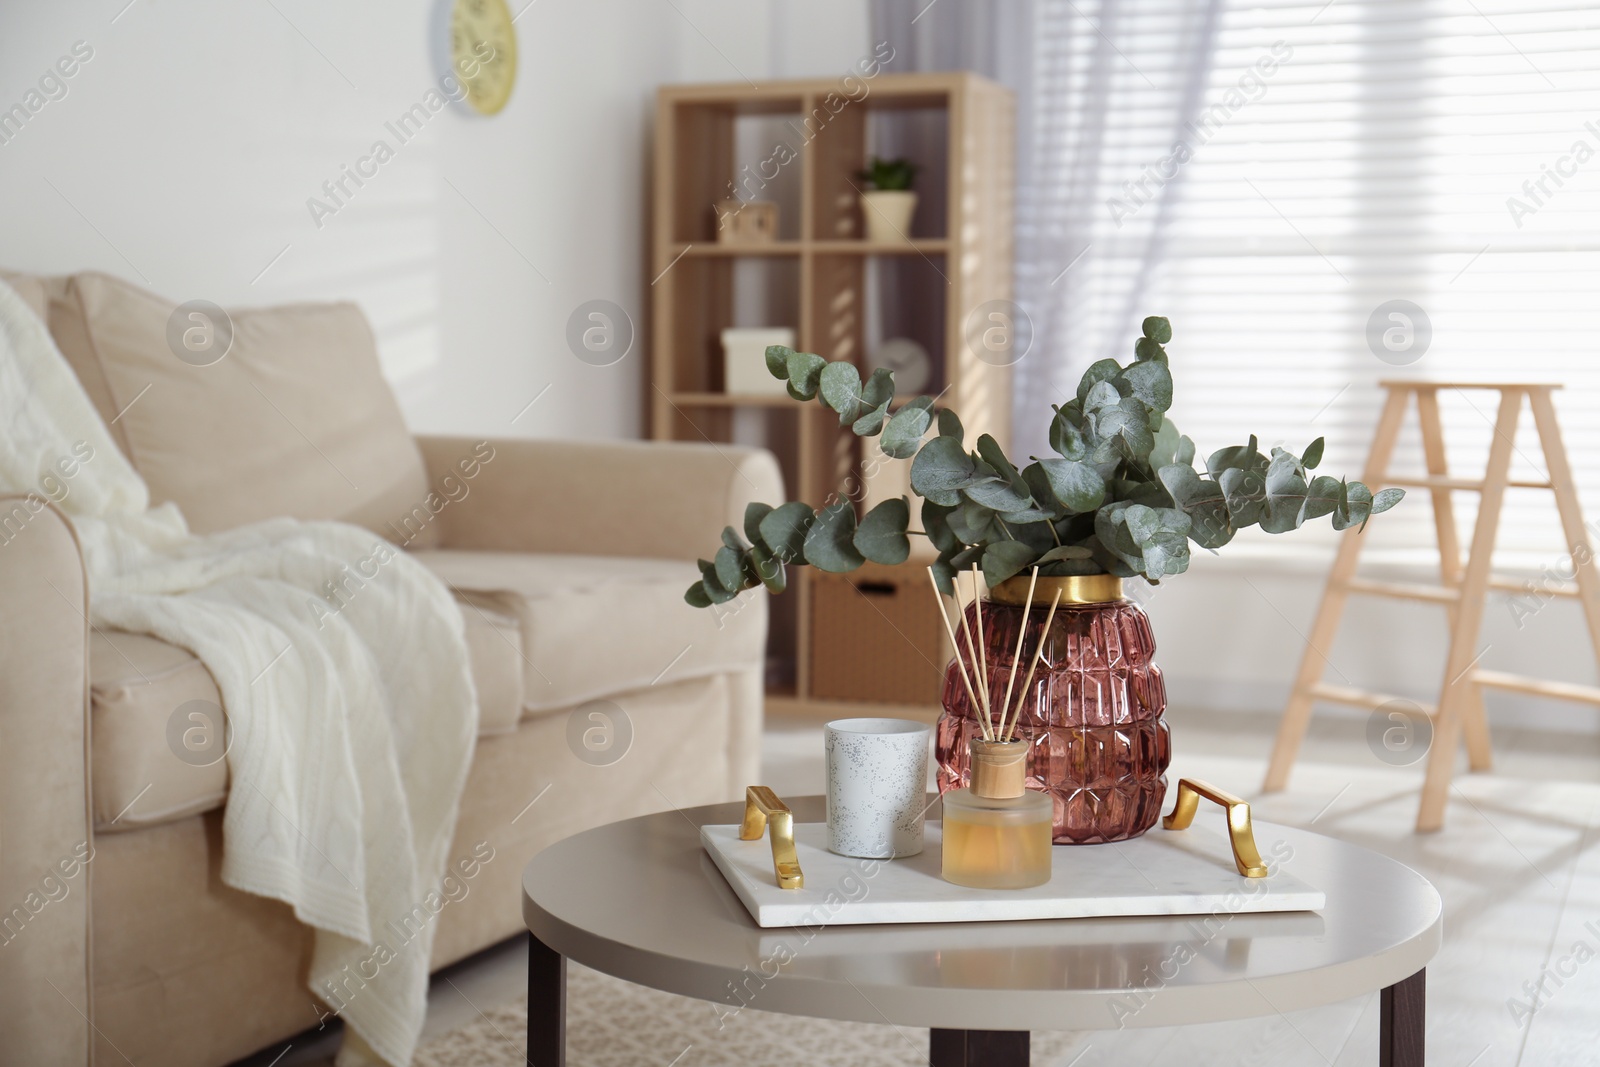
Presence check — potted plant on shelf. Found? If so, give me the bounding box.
[683,317,1403,844]
[856,156,919,243]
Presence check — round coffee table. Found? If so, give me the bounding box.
[522,795,1441,1066]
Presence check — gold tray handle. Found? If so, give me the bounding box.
[740,786,804,889]
[1161,778,1269,878]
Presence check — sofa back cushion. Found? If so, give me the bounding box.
[45,272,435,541]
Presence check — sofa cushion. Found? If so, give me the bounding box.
[410,549,767,715]
[90,598,522,832]
[0,269,47,321]
[43,272,437,544]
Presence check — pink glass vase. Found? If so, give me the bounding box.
[935,576,1171,844]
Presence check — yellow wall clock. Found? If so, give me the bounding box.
[439,0,518,116]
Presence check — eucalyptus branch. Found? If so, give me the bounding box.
[684,319,1405,607]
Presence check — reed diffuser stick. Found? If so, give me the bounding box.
[1002,588,1064,743]
[926,568,984,725]
[952,575,994,740]
[998,567,1039,738]
[970,564,994,738]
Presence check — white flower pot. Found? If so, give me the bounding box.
[859,190,918,243]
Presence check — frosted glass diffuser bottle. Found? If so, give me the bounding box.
[940,738,1053,889]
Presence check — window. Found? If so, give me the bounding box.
[1021,0,1600,565]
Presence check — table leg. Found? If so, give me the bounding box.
[527,931,566,1067]
[930,1028,1029,1066]
[1380,969,1425,1067]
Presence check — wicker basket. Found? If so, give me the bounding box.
[808,564,945,704]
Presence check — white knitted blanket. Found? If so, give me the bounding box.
[0,280,477,1066]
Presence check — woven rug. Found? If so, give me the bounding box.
[414,962,1090,1066]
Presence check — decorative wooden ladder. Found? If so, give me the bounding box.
[1262,381,1600,831]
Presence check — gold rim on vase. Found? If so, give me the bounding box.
[988,574,1123,606]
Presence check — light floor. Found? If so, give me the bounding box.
[241,705,1600,1067]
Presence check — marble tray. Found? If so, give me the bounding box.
[701,821,1324,929]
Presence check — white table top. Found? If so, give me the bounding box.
[522,795,1442,1031]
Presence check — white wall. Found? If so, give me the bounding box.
[0,0,871,441]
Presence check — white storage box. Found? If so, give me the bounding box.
[722,327,795,396]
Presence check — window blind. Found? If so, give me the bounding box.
[1024,0,1600,565]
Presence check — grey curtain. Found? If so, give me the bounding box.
[871,0,1224,455]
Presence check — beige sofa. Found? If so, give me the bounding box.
[0,271,778,1067]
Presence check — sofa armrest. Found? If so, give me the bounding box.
[415,436,785,560]
[0,497,93,1065]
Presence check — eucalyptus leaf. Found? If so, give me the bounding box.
[1049,405,1090,460]
[819,361,865,422]
[1303,475,1342,521]
[854,497,911,565]
[701,574,738,604]
[938,408,964,439]
[758,501,815,562]
[982,540,1036,587]
[1134,337,1167,363]
[683,581,713,607]
[923,500,960,554]
[850,368,896,435]
[1020,463,1068,520]
[1141,532,1190,577]
[1220,466,1267,528]
[860,367,894,409]
[1076,359,1123,407]
[765,344,794,379]
[976,434,1026,491]
[1038,458,1106,513]
[1094,502,1144,568]
[721,525,746,552]
[1157,464,1233,549]
[1207,436,1264,482]
[1371,486,1405,515]
[1084,379,1122,413]
[1156,463,1219,508]
[1119,360,1173,413]
[714,545,745,591]
[1302,437,1325,470]
[962,476,1033,514]
[999,505,1057,525]
[1186,500,1235,549]
[1143,316,1173,343]
[950,544,985,571]
[910,436,979,500]
[1332,482,1374,531]
[853,402,892,437]
[1124,504,1191,546]
[882,397,935,458]
[1260,473,1309,533]
[743,502,773,546]
[786,350,827,400]
[1175,435,1196,467]
[948,498,1005,544]
[1095,397,1156,459]
[1038,544,1095,563]
[1009,518,1060,552]
[1148,417,1181,469]
[803,502,865,572]
[748,544,787,593]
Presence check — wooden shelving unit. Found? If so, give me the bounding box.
[651,72,1015,711]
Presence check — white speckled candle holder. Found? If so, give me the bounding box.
[824,718,932,859]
